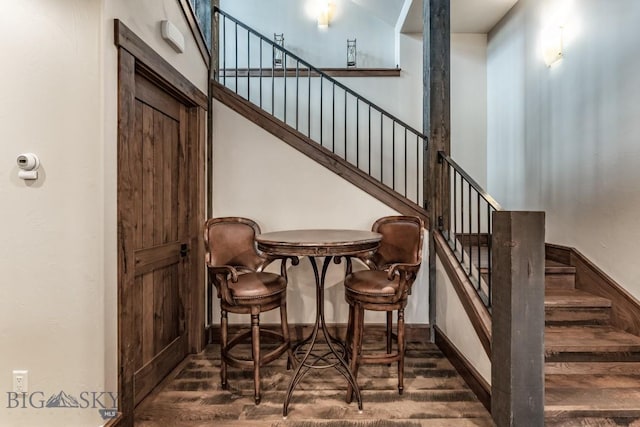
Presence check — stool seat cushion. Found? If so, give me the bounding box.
[230,272,286,300]
[345,270,399,297]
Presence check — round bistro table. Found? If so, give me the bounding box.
[255,229,382,417]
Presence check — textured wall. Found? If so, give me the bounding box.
[487,0,640,299]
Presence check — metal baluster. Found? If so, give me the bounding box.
[477,193,481,289]
[308,68,311,137]
[487,204,492,307]
[320,77,323,146]
[460,173,464,265]
[368,106,371,174]
[247,31,250,100]
[356,100,359,168]
[271,40,275,115]
[453,167,457,250]
[468,181,472,275]
[416,134,419,203]
[234,22,238,93]
[295,61,299,130]
[259,39,262,108]
[283,53,287,124]
[392,121,395,190]
[404,128,407,197]
[380,115,383,182]
[332,84,335,152]
[222,16,226,85]
[446,163,451,239]
[344,91,347,160]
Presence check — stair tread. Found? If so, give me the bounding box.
[545,386,640,413]
[546,362,640,375]
[545,289,612,308]
[546,373,640,389]
[546,325,640,353]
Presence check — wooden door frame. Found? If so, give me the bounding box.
[114,20,207,426]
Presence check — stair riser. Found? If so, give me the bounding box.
[545,274,576,290]
[545,308,611,325]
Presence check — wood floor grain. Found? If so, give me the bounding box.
[134,339,494,427]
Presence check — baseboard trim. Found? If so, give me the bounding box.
[207,323,430,344]
[433,325,491,412]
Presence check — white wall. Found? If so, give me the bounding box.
[0,1,207,426]
[219,0,397,68]
[451,33,487,188]
[435,258,491,384]
[212,100,430,325]
[487,0,640,299]
[0,1,104,426]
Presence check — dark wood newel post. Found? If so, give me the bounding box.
[424,0,450,339]
[491,211,545,426]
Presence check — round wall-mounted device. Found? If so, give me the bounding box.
[17,153,40,180]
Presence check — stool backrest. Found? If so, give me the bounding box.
[371,216,424,269]
[204,217,264,271]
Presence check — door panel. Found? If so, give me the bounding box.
[130,75,190,405]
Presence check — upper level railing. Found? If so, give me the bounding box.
[438,151,502,308]
[213,7,427,208]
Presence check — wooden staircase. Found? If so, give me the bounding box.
[542,259,640,424]
[458,240,640,423]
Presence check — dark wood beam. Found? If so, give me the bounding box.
[491,211,545,427]
[424,0,451,340]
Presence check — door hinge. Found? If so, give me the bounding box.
[437,216,444,231]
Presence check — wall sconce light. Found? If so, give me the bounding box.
[347,39,357,68]
[542,26,563,67]
[273,33,284,68]
[317,1,333,28]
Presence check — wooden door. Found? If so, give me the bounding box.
[117,21,207,424]
[129,75,190,405]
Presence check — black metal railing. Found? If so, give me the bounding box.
[438,151,502,308]
[214,7,427,207]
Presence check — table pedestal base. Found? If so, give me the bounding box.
[283,256,363,417]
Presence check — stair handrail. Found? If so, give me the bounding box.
[438,151,502,211]
[214,7,426,140]
[437,150,503,308]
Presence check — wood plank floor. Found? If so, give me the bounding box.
[134,338,494,426]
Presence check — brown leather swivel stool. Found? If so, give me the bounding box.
[204,217,297,404]
[343,215,424,402]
